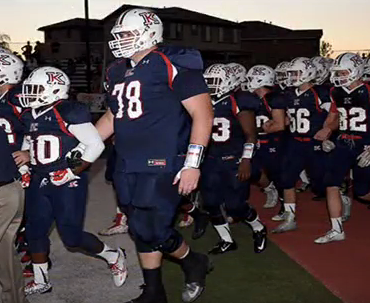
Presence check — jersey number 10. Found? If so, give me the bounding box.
[112,81,143,119]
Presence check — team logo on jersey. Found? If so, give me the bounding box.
[344,97,352,104]
[294,99,300,106]
[68,181,79,188]
[46,72,66,85]
[0,54,11,65]
[139,12,161,27]
[39,178,49,188]
[125,69,134,77]
[30,123,38,132]
[148,159,166,167]
[314,145,321,151]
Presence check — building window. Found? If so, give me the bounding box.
[202,26,212,42]
[218,27,224,42]
[176,23,183,39]
[168,23,183,40]
[163,22,170,39]
[233,29,238,44]
[191,24,198,35]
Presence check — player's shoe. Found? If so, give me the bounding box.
[192,212,209,240]
[99,213,128,236]
[124,284,168,303]
[296,182,310,193]
[24,281,52,296]
[253,226,267,253]
[341,194,352,222]
[271,211,286,221]
[314,229,345,244]
[272,213,297,233]
[181,253,213,303]
[178,214,194,228]
[109,248,128,287]
[208,240,237,255]
[263,185,278,208]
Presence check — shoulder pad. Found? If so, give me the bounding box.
[157,45,204,71]
[105,59,128,83]
[55,100,91,125]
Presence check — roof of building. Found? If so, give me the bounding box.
[38,18,102,31]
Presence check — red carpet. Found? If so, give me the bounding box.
[251,187,370,303]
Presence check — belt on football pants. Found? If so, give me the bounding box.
[341,134,363,140]
[294,137,311,142]
[0,179,14,188]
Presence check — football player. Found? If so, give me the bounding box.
[245,65,286,213]
[96,8,214,303]
[363,56,370,83]
[274,61,290,92]
[202,63,267,255]
[315,52,370,243]
[227,62,247,92]
[18,67,127,295]
[272,57,334,233]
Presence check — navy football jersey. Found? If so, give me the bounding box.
[255,91,286,141]
[285,85,330,138]
[207,91,259,158]
[330,83,370,141]
[20,100,91,174]
[106,45,208,173]
[0,85,25,151]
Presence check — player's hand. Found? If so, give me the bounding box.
[322,140,336,153]
[19,165,31,188]
[66,144,85,169]
[357,146,370,168]
[12,151,30,167]
[173,167,200,195]
[262,120,273,133]
[314,127,332,141]
[237,158,251,182]
[49,168,80,187]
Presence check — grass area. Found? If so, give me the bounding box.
[163,223,342,303]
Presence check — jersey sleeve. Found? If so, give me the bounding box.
[172,70,209,101]
[329,87,338,113]
[57,101,91,125]
[234,90,260,112]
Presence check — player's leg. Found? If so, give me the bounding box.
[53,172,127,287]
[127,173,211,303]
[296,170,310,192]
[315,143,353,244]
[272,140,305,233]
[24,175,54,295]
[224,162,267,253]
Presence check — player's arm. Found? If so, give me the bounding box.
[237,110,257,181]
[95,108,115,141]
[262,109,286,133]
[68,122,105,174]
[314,94,339,141]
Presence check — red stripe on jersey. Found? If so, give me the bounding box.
[153,51,174,90]
[53,101,74,137]
[309,87,322,113]
[7,101,21,118]
[329,87,338,113]
[230,94,238,117]
[262,97,272,114]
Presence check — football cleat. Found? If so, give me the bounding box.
[99,213,128,236]
[271,211,286,222]
[178,214,194,228]
[192,212,209,240]
[263,186,278,208]
[181,253,213,303]
[341,194,352,222]
[272,213,297,233]
[253,226,267,253]
[208,240,237,255]
[314,229,345,244]
[109,248,128,287]
[24,281,52,296]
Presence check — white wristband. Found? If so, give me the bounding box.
[242,143,255,159]
[184,144,205,168]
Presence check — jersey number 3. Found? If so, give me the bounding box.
[112,81,143,119]
[0,118,16,144]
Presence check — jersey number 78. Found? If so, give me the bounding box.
[112,81,143,119]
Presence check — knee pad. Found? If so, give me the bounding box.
[156,230,183,254]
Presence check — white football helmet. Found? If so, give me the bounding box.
[20,66,70,109]
[0,47,11,54]
[246,65,275,93]
[330,52,364,87]
[227,63,247,89]
[286,57,316,87]
[362,56,370,82]
[109,8,163,58]
[204,63,236,98]
[311,56,330,85]
[0,52,23,86]
[275,61,289,88]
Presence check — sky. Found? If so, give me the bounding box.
[3,0,370,55]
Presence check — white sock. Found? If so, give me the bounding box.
[214,223,233,243]
[331,217,343,233]
[179,247,190,259]
[33,262,49,284]
[246,216,264,232]
[300,171,309,184]
[285,203,296,216]
[116,207,122,214]
[263,182,275,192]
[97,243,119,264]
